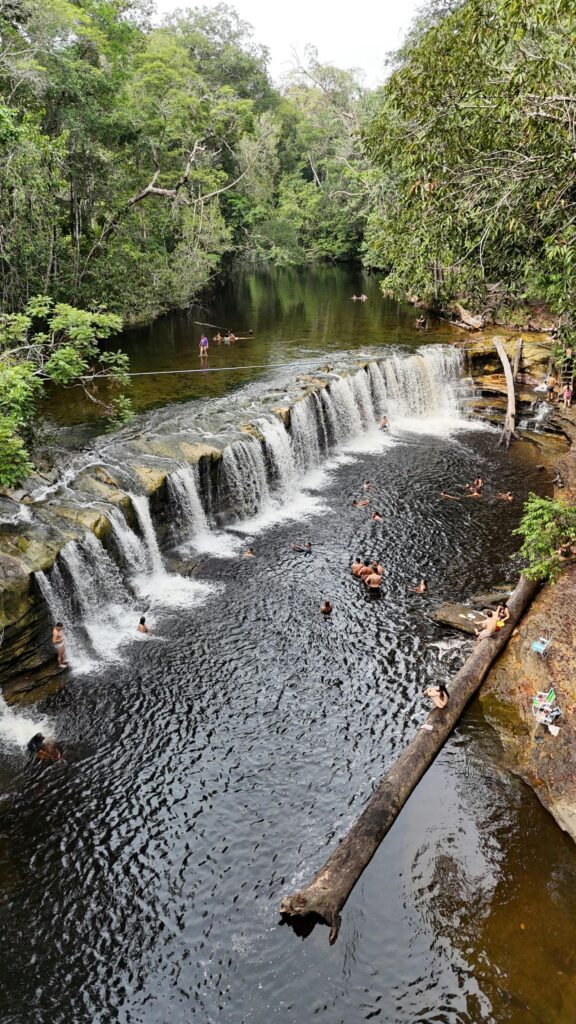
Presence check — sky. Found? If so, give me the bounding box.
[153,0,422,87]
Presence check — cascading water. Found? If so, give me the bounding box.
[36,533,136,670]
[104,505,148,573]
[221,439,271,518]
[0,692,49,748]
[128,493,165,575]
[166,465,211,544]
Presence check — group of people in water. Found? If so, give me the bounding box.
[199,330,239,356]
[440,476,513,503]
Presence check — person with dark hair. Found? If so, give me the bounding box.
[137,616,149,634]
[379,416,390,432]
[495,491,513,502]
[371,560,385,575]
[51,622,68,668]
[243,546,255,558]
[494,605,510,632]
[364,567,382,594]
[37,737,65,764]
[412,579,428,593]
[27,733,45,756]
[292,541,312,554]
[475,610,498,642]
[351,557,363,577]
[352,499,369,508]
[371,511,383,523]
[425,682,449,709]
[358,560,372,580]
[320,600,333,616]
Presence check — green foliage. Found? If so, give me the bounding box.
[0,296,127,486]
[513,493,576,583]
[364,0,576,325]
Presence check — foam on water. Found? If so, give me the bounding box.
[0,694,50,749]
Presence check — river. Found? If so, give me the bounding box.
[1,267,576,1024]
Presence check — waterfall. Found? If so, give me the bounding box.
[128,493,165,574]
[36,533,136,669]
[105,505,148,573]
[221,439,270,518]
[0,692,49,748]
[166,465,211,544]
[259,417,297,490]
[377,346,463,421]
[327,376,364,442]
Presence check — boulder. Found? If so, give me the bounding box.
[430,602,488,634]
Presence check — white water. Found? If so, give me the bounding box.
[0,693,50,749]
[167,466,239,557]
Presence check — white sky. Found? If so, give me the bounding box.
[153,0,422,87]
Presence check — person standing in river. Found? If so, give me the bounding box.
[52,622,68,668]
[199,334,209,357]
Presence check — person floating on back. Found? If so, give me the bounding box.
[292,541,312,554]
[137,616,149,634]
[52,622,68,669]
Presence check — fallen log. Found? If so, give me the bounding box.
[494,337,519,448]
[279,574,538,944]
[512,337,523,382]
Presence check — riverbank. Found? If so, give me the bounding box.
[478,403,576,840]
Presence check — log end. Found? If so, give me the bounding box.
[279,890,342,943]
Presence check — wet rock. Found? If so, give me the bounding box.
[430,603,488,634]
[470,586,514,608]
[130,464,168,494]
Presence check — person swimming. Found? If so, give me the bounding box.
[412,578,428,593]
[496,491,513,501]
[351,557,364,577]
[243,546,255,558]
[320,600,333,615]
[358,560,372,580]
[137,616,149,634]
[292,542,312,554]
[371,511,383,523]
[352,499,370,508]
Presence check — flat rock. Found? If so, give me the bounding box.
[431,602,487,634]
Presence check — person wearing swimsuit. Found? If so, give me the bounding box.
[52,623,68,668]
[199,334,209,357]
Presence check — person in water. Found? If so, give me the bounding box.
[199,334,209,357]
[371,559,385,574]
[358,560,373,580]
[412,578,428,593]
[27,733,65,764]
[496,491,513,501]
[363,481,372,491]
[379,416,390,432]
[243,546,255,558]
[225,331,237,343]
[320,600,333,615]
[52,622,68,669]
[425,682,449,709]
[352,498,370,508]
[292,541,312,554]
[440,491,461,501]
[351,557,364,577]
[213,332,222,344]
[364,568,382,593]
[371,511,383,522]
[137,616,149,634]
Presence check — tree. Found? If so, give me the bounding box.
[513,493,576,583]
[0,296,128,486]
[364,0,576,333]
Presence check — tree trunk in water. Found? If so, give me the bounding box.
[279,575,538,944]
[494,337,518,448]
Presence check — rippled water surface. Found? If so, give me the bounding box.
[2,418,576,1023]
[3,270,573,1024]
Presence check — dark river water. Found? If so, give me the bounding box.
[2,268,576,1024]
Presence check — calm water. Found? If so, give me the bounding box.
[2,269,576,1024]
[44,266,452,429]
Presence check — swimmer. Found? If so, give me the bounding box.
[37,737,65,764]
[371,511,383,522]
[495,491,513,502]
[379,416,390,432]
[199,334,209,357]
[320,600,333,615]
[412,578,428,593]
[351,557,364,577]
[365,569,382,591]
[137,616,149,634]
[213,332,222,344]
[440,491,461,501]
[358,294,367,302]
[351,294,358,301]
[243,546,255,558]
[52,622,68,668]
[425,682,449,709]
[363,481,372,491]
[352,499,370,508]
[371,560,385,574]
[358,560,372,580]
[292,542,313,554]
[228,331,237,343]
[465,488,482,499]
